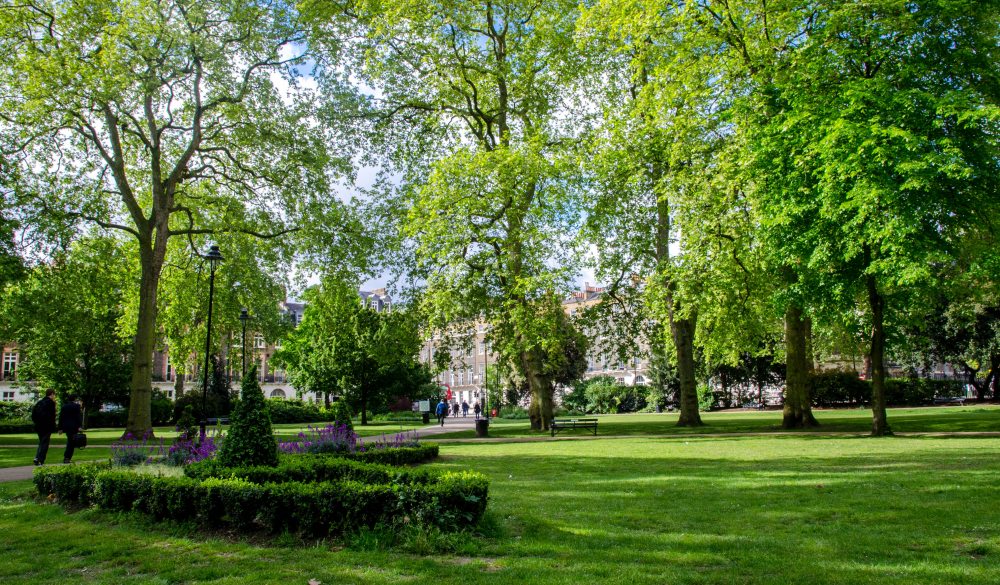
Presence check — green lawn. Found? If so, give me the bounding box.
[1,434,998,584]
[0,446,110,468]
[438,405,1000,439]
[0,421,423,447]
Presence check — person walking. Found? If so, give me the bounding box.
[452,402,460,417]
[473,401,482,420]
[435,399,448,427]
[461,400,469,417]
[31,389,57,466]
[58,394,83,464]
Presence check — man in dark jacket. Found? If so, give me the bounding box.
[31,389,57,465]
[58,394,83,464]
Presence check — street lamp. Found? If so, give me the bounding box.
[239,307,251,379]
[199,244,223,438]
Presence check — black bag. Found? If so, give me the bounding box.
[31,399,45,426]
[73,432,87,448]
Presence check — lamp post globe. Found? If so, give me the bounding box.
[199,245,223,438]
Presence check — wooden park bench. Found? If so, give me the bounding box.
[550,418,599,437]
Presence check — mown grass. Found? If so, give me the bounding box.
[0,446,110,468]
[438,405,1000,439]
[0,421,423,447]
[2,434,999,584]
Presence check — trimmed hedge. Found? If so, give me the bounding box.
[0,421,34,434]
[185,453,438,486]
[35,461,488,536]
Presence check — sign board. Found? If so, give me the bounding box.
[418,400,430,413]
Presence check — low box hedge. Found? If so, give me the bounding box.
[34,458,488,537]
[185,453,438,486]
[0,421,34,434]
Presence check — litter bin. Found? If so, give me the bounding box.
[421,412,430,424]
[475,418,489,438]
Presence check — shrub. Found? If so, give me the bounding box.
[809,371,871,407]
[0,401,31,421]
[884,378,964,406]
[328,400,353,430]
[216,365,278,468]
[498,406,529,419]
[36,456,488,536]
[185,447,440,484]
[167,429,220,466]
[279,423,359,455]
[265,398,330,424]
[0,422,34,434]
[110,432,165,466]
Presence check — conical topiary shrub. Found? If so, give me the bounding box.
[217,365,279,467]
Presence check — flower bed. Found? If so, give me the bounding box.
[34,458,488,536]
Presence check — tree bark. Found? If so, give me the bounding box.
[673,316,703,426]
[865,268,891,436]
[174,369,184,398]
[523,347,553,431]
[125,240,163,437]
[783,304,818,428]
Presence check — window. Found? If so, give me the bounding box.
[254,335,266,349]
[2,352,17,379]
[1,391,14,401]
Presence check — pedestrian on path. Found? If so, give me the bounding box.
[461,400,469,417]
[435,399,448,427]
[31,389,57,466]
[474,401,482,420]
[58,395,83,464]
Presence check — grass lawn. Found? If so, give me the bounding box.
[0,446,110,468]
[2,434,999,584]
[437,405,1000,439]
[0,421,423,448]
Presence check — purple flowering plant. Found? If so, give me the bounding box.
[278,425,421,455]
[167,429,222,465]
[110,431,165,466]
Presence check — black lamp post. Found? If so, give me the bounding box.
[239,307,250,379]
[199,245,224,438]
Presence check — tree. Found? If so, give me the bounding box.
[740,0,1000,435]
[216,365,278,468]
[0,0,352,436]
[303,0,589,430]
[273,274,431,425]
[0,236,133,422]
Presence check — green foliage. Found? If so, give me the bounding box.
[0,237,133,414]
[274,275,431,424]
[185,449,440,484]
[808,371,871,407]
[0,402,31,422]
[884,379,966,407]
[697,383,715,412]
[328,400,354,431]
[570,377,647,414]
[175,406,197,440]
[216,366,279,468]
[36,451,487,536]
[265,398,331,424]
[0,422,34,434]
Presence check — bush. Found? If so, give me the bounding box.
[0,422,34,434]
[328,400,353,430]
[885,378,964,406]
[36,455,488,536]
[498,406,529,419]
[265,398,329,424]
[217,365,279,468]
[0,401,31,421]
[808,371,871,407]
[571,376,647,414]
[185,446,440,483]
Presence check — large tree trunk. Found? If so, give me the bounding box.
[125,241,163,437]
[783,304,818,428]
[523,348,553,431]
[174,368,185,398]
[673,316,703,426]
[866,270,891,436]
